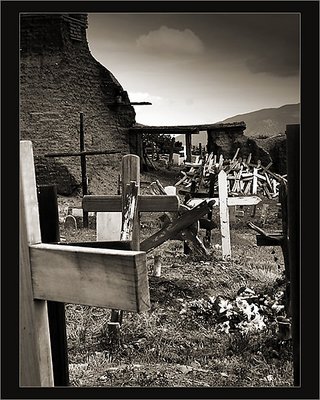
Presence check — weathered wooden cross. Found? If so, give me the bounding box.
[45,112,121,227]
[82,155,181,251]
[187,170,262,258]
[20,141,150,387]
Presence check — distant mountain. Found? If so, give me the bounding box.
[176,103,300,145]
[220,103,300,138]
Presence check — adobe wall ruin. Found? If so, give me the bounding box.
[20,14,136,195]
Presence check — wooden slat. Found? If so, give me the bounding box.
[20,141,54,387]
[30,244,150,312]
[45,149,121,157]
[140,200,214,252]
[218,170,231,259]
[83,195,180,212]
[186,196,261,208]
[60,241,132,250]
[121,182,139,241]
[252,167,258,194]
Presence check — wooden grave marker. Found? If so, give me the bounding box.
[83,156,181,249]
[187,170,261,258]
[148,180,210,255]
[20,141,150,387]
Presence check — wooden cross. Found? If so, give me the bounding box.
[20,141,150,387]
[45,112,121,227]
[187,170,262,258]
[82,156,181,251]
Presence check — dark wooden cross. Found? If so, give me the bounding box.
[45,112,121,227]
[20,141,150,387]
[247,124,300,386]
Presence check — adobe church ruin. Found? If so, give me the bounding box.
[20,13,272,195]
[20,13,136,195]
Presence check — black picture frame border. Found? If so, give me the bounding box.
[1,1,319,399]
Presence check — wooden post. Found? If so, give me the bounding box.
[80,112,89,228]
[185,133,192,162]
[37,185,69,386]
[286,124,300,386]
[153,255,162,277]
[252,167,258,195]
[205,173,215,245]
[108,154,141,338]
[168,137,175,168]
[229,206,236,223]
[218,170,231,259]
[20,141,54,387]
[122,155,140,250]
[279,183,290,311]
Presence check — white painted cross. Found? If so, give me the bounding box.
[187,170,261,258]
[20,141,150,387]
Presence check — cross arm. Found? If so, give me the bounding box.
[186,196,261,208]
[82,195,180,212]
[45,150,122,158]
[29,243,150,312]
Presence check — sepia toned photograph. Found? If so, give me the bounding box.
[5,1,316,397]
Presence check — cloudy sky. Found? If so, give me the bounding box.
[87,13,300,126]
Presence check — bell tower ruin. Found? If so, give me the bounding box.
[20,13,136,195]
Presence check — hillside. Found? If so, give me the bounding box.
[176,103,300,146]
[221,103,300,138]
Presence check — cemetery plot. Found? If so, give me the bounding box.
[20,125,299,388]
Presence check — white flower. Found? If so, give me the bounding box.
[251,314,266,330]
[208,296,216,304]
[218,299,233,314]
[218,321,230,334]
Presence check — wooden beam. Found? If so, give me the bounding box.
[20,141,54,387]
[129,126,199,135]
[82,194,180,212]
[218,170,231,259]
[140,200,214,252]
[37,185,69,387]
[45,149,121,158]
[186,196,261,208]
[185,132,192,162]
[129,121,245,133]
[60,240,132,250]
[121,155,140,250]
[30,244,149,312]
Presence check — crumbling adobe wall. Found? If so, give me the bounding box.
[207,126,272,166]
[20,14,136,195]
[255,135,287,174]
